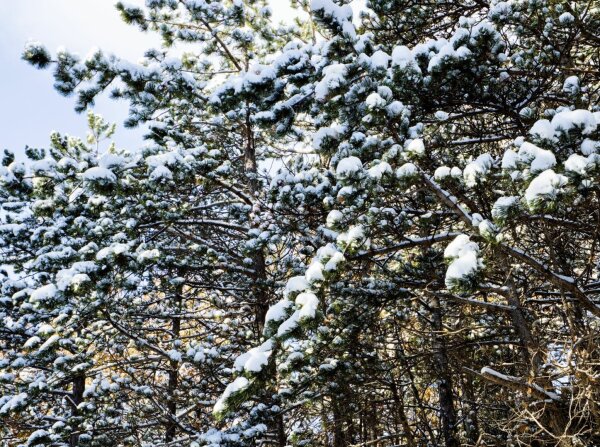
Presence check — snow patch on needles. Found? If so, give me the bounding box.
[444,235,482,289]
[524,169,568,210]
[336,156,363,177]
[213,377,250,415]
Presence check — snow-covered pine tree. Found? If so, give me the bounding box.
[219,1,600,446]
[3,0,600,446]
[3,1,309,445]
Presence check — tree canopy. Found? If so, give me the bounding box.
[2,1,600,446]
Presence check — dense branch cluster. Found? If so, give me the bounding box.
[2,0,600,446]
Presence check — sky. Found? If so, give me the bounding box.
[0,0,157,156]
[0,1,363,158]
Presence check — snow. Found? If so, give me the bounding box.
[558,12,575,24]
[336,156,363,177]
[435,111,449,121]
[326,210,343,228]
[83,167,117,183]
[478,219,497,239]
[367,162,392,179]
[305,261,325,282]
[564,154,592,175]
[524,169,568,208]
[491,196,519,220]
[444,234,471,259]
[96,243,130,260]
[149,165,173,181]
[529,119,555,141]
[277,309,301,336]
[444,235,481,288]
[168,350,182,362]
[324,251,345,271]
[234,340,273,373]
[517,142,556,172]
[370,50,390,68]
[581,139,599,155]
[463,153,493,187]
[137,249,160,262]
[434,166,451,180]
[501,149,519,169]
[337,225,365,248]
[30,284,58,303]
[391,45,417,70]
[313,124,344,150]
[406,138,425,156]
[284,276,309,297]
[37,334,60,353]
[551,109,597,136]
[365,92,386,109]
[396,163,417,178]
[213,377,250,415]
[315,63,347,101]
[563,75,579,94]
[310,0,356,40]
[98,153,125,169]
[265,299,293,324]
[296,292,319,320]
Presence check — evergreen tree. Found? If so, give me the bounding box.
[2,1,600,446]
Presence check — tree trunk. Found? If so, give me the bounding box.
[431,296,460,447]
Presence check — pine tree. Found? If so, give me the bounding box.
[2,1,600,446]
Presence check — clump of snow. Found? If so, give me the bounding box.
[305,261,325,282]
[277,310,301,337]
[284,276,309,297]
[564,153,597,175]
[30,284,58,303]
[517,142,556,172]
[214,377,250,415]
[315,63,347,101]
[149,165,173,181]
[326,210,343,228]
[406,138,425,156]
[0,393,28,415]
[313,124,344,150]
[581,139,599,155]
[310,0,356,39]
[83,167,117,183]
[336,156,363,177]
[551,109,597,135]
[234,340,273,373]
[444,235,481,289]
[96,243,130,260]
[391,45,418,71]
[367,162,392,179]
[370,50,390,68]
[265,299,293,324]
[491,196,519,221]
[434,166,451,180]
[365,92,386,109]
[337,225,365,249]
[529,119,555,141]
[396,163,418,178]
[558,12,575,24]
[296,292,319,320]
[435,111,449,121]
[463,153,493,187]
[524,169,568,209]
[563,76,579,94]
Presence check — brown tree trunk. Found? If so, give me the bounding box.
[165,294,181,443]
[431,296,460,447]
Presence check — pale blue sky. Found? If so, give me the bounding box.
[1,1,361,158]
[1,1,158,157]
